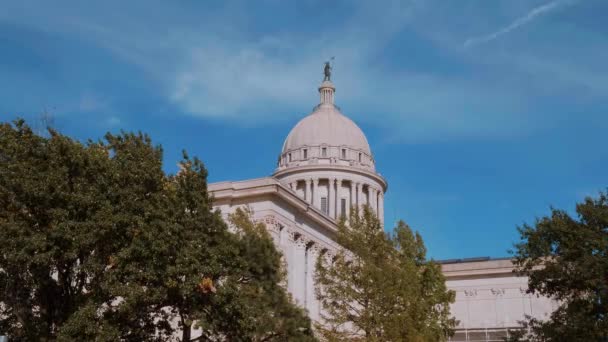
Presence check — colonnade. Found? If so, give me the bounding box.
[287,177,384,224]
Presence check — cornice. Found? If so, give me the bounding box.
[441,259,516,280]
[209,177,339,237]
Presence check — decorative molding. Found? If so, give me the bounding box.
[259,215,281,233]
[306,240,316,250]
[242,210,340,256]
[288,231,300,243]
[490,288,506,296]
[289,231,308,248]
[464,289,478,297]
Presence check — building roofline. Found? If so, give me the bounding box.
[439,257,517,280]
[209,177,340,236]
[437,256,512,264]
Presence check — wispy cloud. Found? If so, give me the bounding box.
[464,0,578,47]
[106,116,121,127]
[0,0,605,143]
[78,93,108,112]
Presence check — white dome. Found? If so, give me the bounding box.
[282,106,371,154]
[276,79,376,172]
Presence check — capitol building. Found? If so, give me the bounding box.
[209,72,556,342]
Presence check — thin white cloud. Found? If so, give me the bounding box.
[78,93,108,112]
[464,0,577,48]
[106,116,121,126]
[1,0,604,143]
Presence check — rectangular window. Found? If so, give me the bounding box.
[289,153,292,162]
[321,197,328,214]
[322,147,327,157]
[358,153,362,162]
[340,198,346,217]
[341,149,346,159]
[303,149,307,159]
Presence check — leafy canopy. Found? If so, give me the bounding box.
[315,207,456,342]
[0,120,314,341]
[510,191,608,342]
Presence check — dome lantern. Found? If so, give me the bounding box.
[318,80,335,107]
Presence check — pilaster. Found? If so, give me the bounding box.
[293,237,307,306]
[306,243,320,320]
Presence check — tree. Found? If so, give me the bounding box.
[315,207,456,341]
[0,120,314,341]
[509,191,608,342]
[0,119,132,341]
[201,207,315,341]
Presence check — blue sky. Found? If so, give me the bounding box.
[1,0,606,260]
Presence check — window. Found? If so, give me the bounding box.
[303,149,307,159]
[321,197,328,214]
[341,149,346,159]
[321,147,327,157]
[340,198,346,217]
[358,153,362,162]
[288,153,292,162]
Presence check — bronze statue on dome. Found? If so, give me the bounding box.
[323,57,334,81]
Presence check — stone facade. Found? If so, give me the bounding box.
[210,177,340,321]
[442,258,557,341]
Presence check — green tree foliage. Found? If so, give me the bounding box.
[315,207,456,341]
[205,208,315,341]
[0,120,314,341]
[509,192,608,342]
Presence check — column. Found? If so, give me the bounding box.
[370,187,377,214]
[293,238,307,306]
[305,179,312,204]
[357,183,364,209]
[375,188,380,213]
[378,193,384,226]
[328,178,336,218]
[350,181,356,214]
[336,178,343,218]
[306,244,319,320]
[312,178,319,207]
